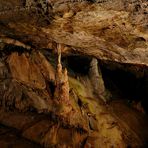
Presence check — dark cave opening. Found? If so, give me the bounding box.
[62,55,92,76]
[100,63,148,114]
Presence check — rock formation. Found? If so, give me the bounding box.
[0,0,148,147]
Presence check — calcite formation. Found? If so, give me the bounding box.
[0,0,148,147]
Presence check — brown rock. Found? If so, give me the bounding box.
[7,52,46,89]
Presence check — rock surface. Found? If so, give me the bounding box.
[0,0,147,65]
[0,0,148,147]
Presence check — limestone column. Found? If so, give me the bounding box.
[89,58,106,102]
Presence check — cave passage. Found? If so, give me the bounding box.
[100,63,148,114]
[62,55,148,114]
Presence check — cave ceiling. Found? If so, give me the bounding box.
[0,0,148,65]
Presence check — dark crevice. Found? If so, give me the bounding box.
[2,44,31,56]
[47,81,55,97]
[78,98,83,107]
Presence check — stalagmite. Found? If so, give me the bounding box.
[53,43,72,115]
[89,58,106,102]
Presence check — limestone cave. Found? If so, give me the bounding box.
[0,0,148,147]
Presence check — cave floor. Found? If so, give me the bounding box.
[0,124,41,148]
[0,99,148,147]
